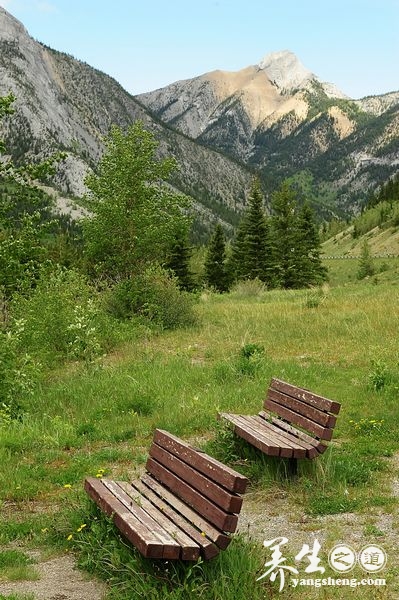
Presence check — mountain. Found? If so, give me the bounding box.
[138,51,399,215]
[1,7,398,233]
[0,7,252,238]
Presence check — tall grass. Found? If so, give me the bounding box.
[1,280,398,598]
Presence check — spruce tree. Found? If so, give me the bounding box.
[230,178,274,284]
[165,227,194,291]
[270,181,300,288]
[271,183,327,288]
[204,223,230,292]
[229,214,249,281]
[296,203,328,286]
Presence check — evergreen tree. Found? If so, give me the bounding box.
[270,182,300,288]
[165,227,194,291]
[204,223,230,292]
[228,214,249,281]
[296,203,328,286]
[230,178,274,284]
[270,182,327,288]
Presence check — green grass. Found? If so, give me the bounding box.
[0,280,398,598]
[0,594,35,600]
[0,550,39,582]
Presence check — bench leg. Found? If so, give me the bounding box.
[287,458,298,477]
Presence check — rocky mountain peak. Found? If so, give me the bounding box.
[258,50,314,91]
[258,49,347,99]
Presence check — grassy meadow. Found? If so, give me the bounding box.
[1,259,399,599]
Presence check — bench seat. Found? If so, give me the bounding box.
[220,378,341,472]
[85,429,248,560]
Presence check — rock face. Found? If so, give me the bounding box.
[0,7,252,234]
[139,49,399,215]
[1,6,399,227]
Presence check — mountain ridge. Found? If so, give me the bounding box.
[0,7,254,237]
[1,6,398,233]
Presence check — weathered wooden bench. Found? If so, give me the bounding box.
[219,377,341,474]
[85,428,248,561]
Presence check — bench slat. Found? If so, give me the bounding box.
[259,411,327,458]
[264,398,333,441]
[220,413,286,457]
[128,479,220,560]
[229,414,297,457]
[147,457,238,532]
[84,477,175,559]
[149,443,243,513]
[267,389,337,429]
[141,473,231,551]
[221,413,307,458]
[101,479,181,559]
[250,415,310,458]
[117,481,201,561]
[270,378,341,414]
[153,429,248,493]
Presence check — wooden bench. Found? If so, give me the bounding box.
[85,429,248,561]
[219,377,341,474]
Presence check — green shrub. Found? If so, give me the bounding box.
[236,343,265,376]
[0,318,39,424]
[11,267,115,367]
[108,266,198,330]
[368,359,391,391]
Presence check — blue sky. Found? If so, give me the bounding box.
[1,0,398,99]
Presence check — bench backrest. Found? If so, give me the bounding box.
[146,429,248,533]
[263,378,341,441]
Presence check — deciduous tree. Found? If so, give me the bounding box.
[82,122,190,279]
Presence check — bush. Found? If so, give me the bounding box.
[11,267,115,367]
[107,266,198,330]
[0,318,39,424]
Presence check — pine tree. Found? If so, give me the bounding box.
[296,203,328,286]
[230,178,274,284]
[270,182,300,288]
[165,227,194,291]
[204,223,230,292]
